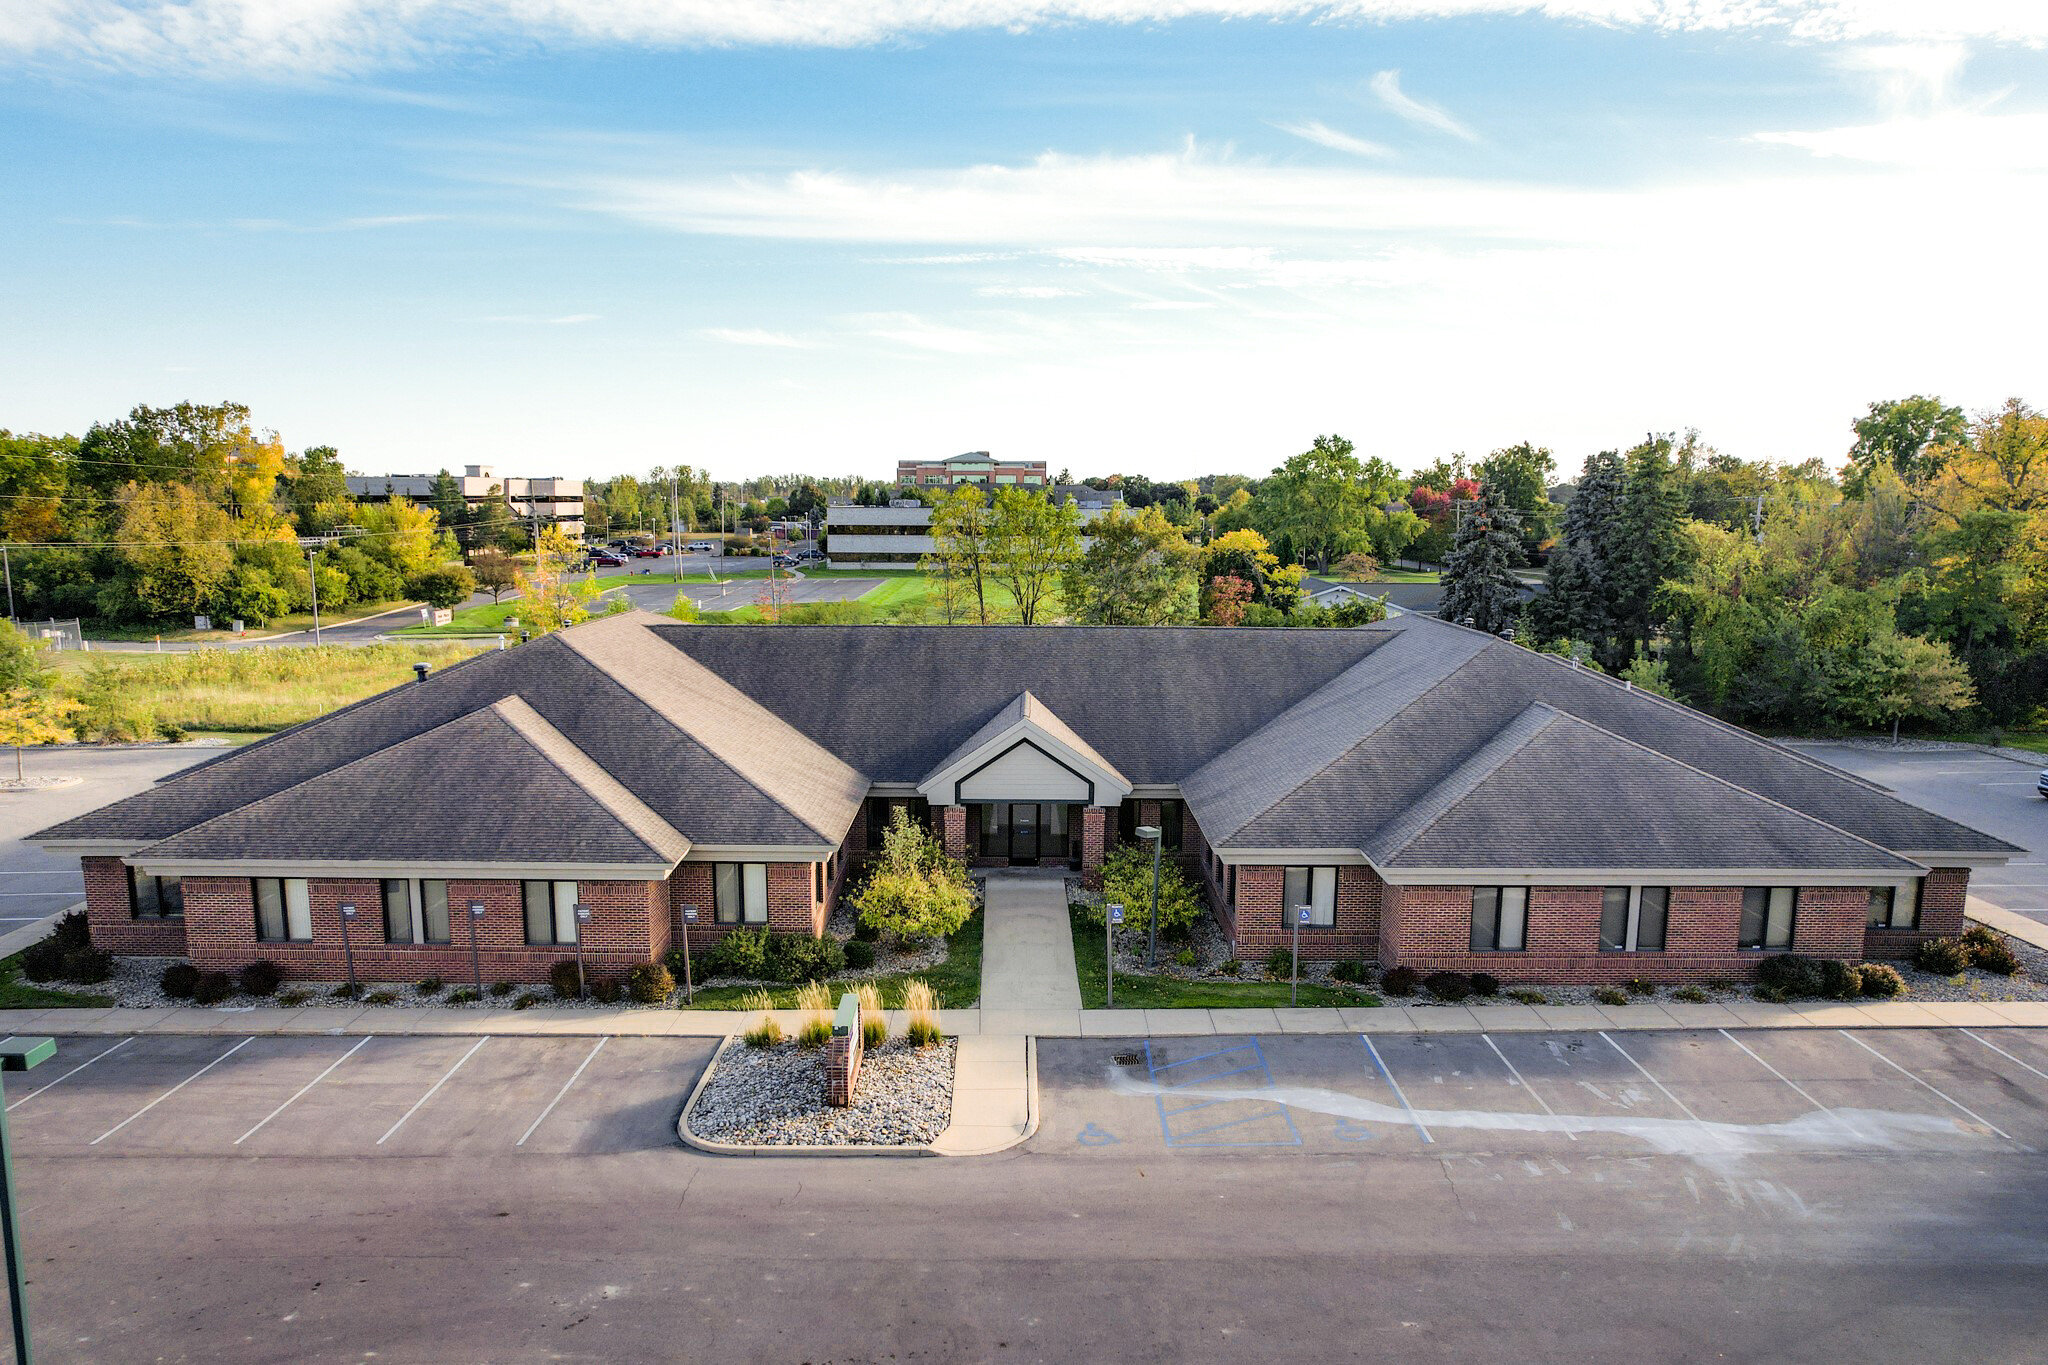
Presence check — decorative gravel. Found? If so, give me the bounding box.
[47,955,627,1011]
[688,1038,956,1147]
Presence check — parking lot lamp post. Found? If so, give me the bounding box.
[679,904,698,1004]
[0,1036,56,1365]
[573,904,589,997]
[468,902,486,996]
[1135,825,1162,968]
[337,904,358,995]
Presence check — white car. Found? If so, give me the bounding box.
[2037,767,2047,799]
[686,541,718,554]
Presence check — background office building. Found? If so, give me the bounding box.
[345,465,586,536]
[896,452,1047,489]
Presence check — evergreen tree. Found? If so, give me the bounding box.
[1438,483,1524,635]
[1535,448,1625,657]
[1610,436,1689,666]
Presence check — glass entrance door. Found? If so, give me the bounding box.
[1009,803,1040,863]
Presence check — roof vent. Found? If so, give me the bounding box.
[413,662,430,683]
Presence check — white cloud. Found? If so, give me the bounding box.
[1273,118,1395,158]
[549,313,601,324]
[1754,109,2048,170]
[1368,69,1478,142]
[11,2,2048,74]
[975,284,1085,297]
[701,327,815,347]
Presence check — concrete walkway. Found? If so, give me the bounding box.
[977,872,1082,1011]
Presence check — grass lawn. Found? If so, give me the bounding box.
[0,954,113,1010]
[679,910,983,1010]
[1366,568,1440,584]
[89,599,417,643]
[1069,908,1380,1009]
[1962,730,2048,755]
[391,600,532,637]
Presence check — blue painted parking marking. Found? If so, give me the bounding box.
[1143,1038,1301,1149]
[1076,1122,1119,1146]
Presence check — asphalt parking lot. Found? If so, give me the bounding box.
[4,1032,714,1157]
[1034,1027,2048,1158]
[606,575,882,614]
[1798,743,2047,922]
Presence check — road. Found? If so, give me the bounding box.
[1795,743,2046,923]
[10,1024,2048,1362]
[0,745,219,929]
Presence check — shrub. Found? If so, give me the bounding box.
[51,909,91,949]
[1705,978,1736,992]
[61,946,113,984]
[1469,973,1501,997]
[192,970,233,1005]
[854,807,976,941]
[1858,963,1906,997]
[589,978,622,1004]
[1755,954,1828,998]
[862,1012,889,1050]
[1094,842,1206,941]
[744,1018,784,1048]
[416,976,445,996]
[1173,947,1197,968]
[1508,988,1547,1005]
[237,960,283,997]
[1820,959,1864,1000]
[1218,958,1242,977]
[513,992,545,1010]
[1673,985,1710,1003]
[1264,946,1296,980]
[1380,966,1421,997]
[276,988,312,1008]
[550,959,585,998]
[626,961,675,1004]
[490,980,515,997]
[843,939,876,971]
[363,989,399,1005]
[1962,924,2001,954]
[765,931,845,984]
[704,927,770,980]
[1625,977,1655,996]
[1914,937,1971,976]
[1329,959,1372,985]
[448,987,481,1004]
[1593,986,1629,1006]
[851,917,881,943]
[796,1016,833,1049]
[1971,937,2021,976]
[906,1015,942,1048]
[1753,984,1790,1003]
[332,981,363,1000]
[18,938,66,982]
[1423,971,1472,1002]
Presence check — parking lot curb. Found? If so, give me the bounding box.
[674,1036,938,1159]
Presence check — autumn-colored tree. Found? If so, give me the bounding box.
[1206,574,1253,626]
[116,482,235,618]
[513,526,603,634]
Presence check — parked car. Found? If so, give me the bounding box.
[772,553,799,568]
[792,547,826,564]
[687,541,718,553]
[2037,767,2047,799]
[634,547,663,558]
[588,551,628,567]
[654,543,674,554]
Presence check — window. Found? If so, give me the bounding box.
[1283,866,1338,928]
[253,878,312,942]
[1868,880,1921,931]
[419,880,451,944]
[865,796,928,850]
[383,879,453,944]
[1159,800,1184,851]
[522,880,580,945]
[127,867,183,920]
[815,861,825,900]
[1740,886,1798,950]
[714,863,769,925]
[1600,886,1670,952]
[1117,801,1136,844]
[1470,886,1529,952]
[382,879,412,943]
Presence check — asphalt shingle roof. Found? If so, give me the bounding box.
[924,691,1129,790]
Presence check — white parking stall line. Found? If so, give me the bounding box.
[1360,1034,1433,1143]
[1836,1031,2016,1143]
[1959,1029,2048,1085]
[7,1037,132,1111]
[233,1037,373,1146]
[1599,1032,1711,1135]
[1481,1034,1575,1140]
[517,1037,608,1147]
[89,1038,253,1145]
[1717,1029,1831,1113]
[376,1037,489,1146]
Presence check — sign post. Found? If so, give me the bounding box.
[338,903,359,996]
[468,901,487,996]
[1291,904,1310,1007]
[679,904,699,1004]
[573,904,592,998]
[1106,903,1124,1008]
[0,1037,55,1365]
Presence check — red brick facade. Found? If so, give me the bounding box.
[1864,867,1971,960]
[938,805,969,863]
[1079,806,1107,889]
[824,1015,864,1107]
[82,855,187,956]
[1223,863,1383,961]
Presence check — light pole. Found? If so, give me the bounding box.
[1135,824,1162,969]
[296,536,327,644]
[468,901,486,996]
[678,904,698,1004]
[573,903,590,997]
[338,903,358,995]
[0,1036,54,1365]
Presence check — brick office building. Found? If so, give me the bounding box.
[37,613,2016,986]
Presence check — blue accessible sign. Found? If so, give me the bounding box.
[1109,903,1125,925]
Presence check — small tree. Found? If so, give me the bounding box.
[1438,483,1524,635]
[513,526,603,634]
[1090,842,1205,939]
[470,548,519,604]
[852,807,975,942]
[1205,574,1254,626]
[1332,551,1381,581]
[1861,632,1977,742]
[410,566,476,609]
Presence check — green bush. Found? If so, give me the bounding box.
[590,978,623,1005]
[1858,962,1906,998]
[61,946,113,984]
[851,917,881,943]
[1094,842,1206,941]
[490,980,515,997]
[1626,977,1655,997]
[18,938,67,983]
[51,909,91,949]
[766,932,845,984]
[1673,985,1710,1003]
[237,960,283,997]
[1819,959,1864,1000]
[853,806,976,941]
[1173,947,1197,968]
[276,988,312,1008]
[906,1015,942,1048]
[447,988,480,1004]
[843,939,876,971]
[796,1016,833,1049]
[1593,986,1629,1006]
[192,970,233,1005]
[1971,937,2021,976]
[704,927,770,980]
[152,962,195,996]
[1752,984,1790,1003]
[744,1018,784,1048]
[1962,924,2001,954]
[1264,946,1296,979]
[513,992,545,1010]
[333,981,363,1000]
[861,1013,889,1050]
[1329,959,1372,985]
[1423,971,1472,1002]
[1469,972,1501,997]
[1218,958,1242,977]
[416,976,445,996]
[1755,954,1828,998]
[363,989,399,1005]
[1380,966,1421,997]
[549,959,585,998]
[1507,987,1547,1005]
[1914,937,1971,976]
[626,961,675,1004]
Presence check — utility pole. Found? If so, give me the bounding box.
[1,544,13,623]
[297,537,325,644]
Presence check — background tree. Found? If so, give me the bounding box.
[988,488,1081,625]
[1205,574,1253,626]
[1259,433,1371,572]
[1475,441,1559,560]
[470,548,519,603]
[924,487,998,623]
[287,445,351,531]
[1061,503,1195,624]
[513,526,602,633]
[116,483,235,619]
[1535,448,1625,658]
[1609,436,1689,667]
[1859,632,1976,743]
[410,566,476,609]
[1437,483,1524,634]
[1845,395,1966,494]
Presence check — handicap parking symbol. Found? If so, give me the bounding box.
[1076,1123,1119,1147]
[1333,1118,1376,1142]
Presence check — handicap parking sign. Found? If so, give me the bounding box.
[1296,905,1313,925]
[682,904,699,922]
[1109,903,1124,925]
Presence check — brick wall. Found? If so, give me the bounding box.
[1382,882,1877,983]
[180,876,665,984]
[82,856,187,956]
[1079,807,1108,889]
[667,854,849,953]
[1224,863,1382,961]
[1865,867,1972,960]
[938,805,969,862]
[824,1018,865,1107]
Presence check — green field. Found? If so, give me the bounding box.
[1069,908,1381,1009]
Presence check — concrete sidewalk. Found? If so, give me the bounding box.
[978,872,1082,1010]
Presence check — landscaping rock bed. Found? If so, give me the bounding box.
[688,1038,956,1147]
[44,955,628,1011]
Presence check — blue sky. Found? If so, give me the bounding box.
[3,3,2045,483]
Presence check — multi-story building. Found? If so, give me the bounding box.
[825,487,1121,567]
[345,465,585,537]
[895,451,1047,489]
